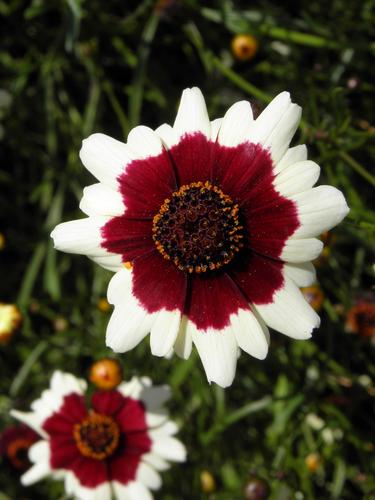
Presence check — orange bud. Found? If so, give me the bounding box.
[305,452,322,473]
[89,358,122,390]
[231,34,258,61]
[301,285,324,311]
[0,304,22,343]
[97,298,111,313]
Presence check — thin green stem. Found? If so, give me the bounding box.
[339,151,375,188]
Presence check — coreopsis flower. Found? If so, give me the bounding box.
[0,303,22,343]
[11,371,186,499]
[0,424,39,470]
[51,88,349,387]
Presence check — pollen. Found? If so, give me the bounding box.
[73,412,120,460]
[152,181,244,273]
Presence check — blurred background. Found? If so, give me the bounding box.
[0,0,374,498]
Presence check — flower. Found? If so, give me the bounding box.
[346,302,375,337]
[0,303,22,343]
[11,371,186,499]
[301,285,324,311]
[0,424,39,470]
[51,87,349,387]
[89,358,122,390]
[231,34,258,61]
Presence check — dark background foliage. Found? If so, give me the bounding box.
[0,0,374,498]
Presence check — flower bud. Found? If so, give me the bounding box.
[89,358,122,390]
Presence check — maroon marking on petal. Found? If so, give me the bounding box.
[168,132,213,187]
[43,394,87,434]
[108,450,145,484]
[0,425,39,455]
[70,455,108,488]
[125,430,152,455]
[101,216,154,262]
[49,436,80,469]
[132,251,187,313]
[184,272,249,331]
[118,148,177,216]
[91,391,125,418]
[230,251,284,305]
[115,399,148,434]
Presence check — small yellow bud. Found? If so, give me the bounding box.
[200,470,216,494]
[0,304,22,343]
[231,34,258,61]
[89,358,122,390]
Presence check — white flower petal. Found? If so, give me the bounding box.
[140,384,171,412]
[89,253,123,272]
[155,123,178,149]
[150,310,182,357]
[79,133,132,187]
[231,309,269,359]
[149,420,179,437]
[263,103,301,164]
[173,316,193,359]
[112,481,152,500]
[10,410,45,436]
[274,160,320,197]
[191,322,238,388]
[106,269,156,352]
[291,186,350,238]
[143,452,170,471]
[152,436,187,462]
[254,276,320,339]
[79,183,124,217]
[137,461,162,490]
[117,376,145,399]
[51,217,107,255]
[21,460,51,486]
[284,262,316,287]
[28,440,49,463]
[210,118,222,141]
[218,101,254,147]
[281,238,323,263]
[127,126,163,159]
[173,87,210,139]
[247,91,292,146]
[274,144,308,174]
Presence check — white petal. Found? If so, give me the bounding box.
[152,436,187,462]
[210,118,222,141]
[150,310,181,357]
[274,160,320,197]
[112,481,153,500]
[263,103,301,164]
[10,410,45,436]
[51,217,107,255]
[247,91,291,146]
[69,479,112,500]
[230,309,269,359]
[281,238,323,262]
[173,87,210,139]
[191,322,238,388]
[21,460,51,486]
[28,440,50,463]
[155,123,178,149]
[89,253,123,272]
[106,269,156,352]
[117,376,145,399]
[143,452,170,471]
[127,126,163,159]
[274,144,308,174]
[136,461,162,490]
[79,183,124,216]
[149,420,179,437]
[218,101,254,147]
[173,316,193,359]
[80,133,132,187]
[284,262,316,287]
[254,276,320,339]
[140,384,171,412]
[290,186,350,238]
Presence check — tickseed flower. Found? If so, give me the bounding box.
[11,371,186,499]
[0,424,39,470]
[231,34,258,61]
[89,358,122,390]
[346,302,375,337]
[51,88,349,387]
[0,303,22,343]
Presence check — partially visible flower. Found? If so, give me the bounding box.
[231,34,258,61]
[0,424,39,470]
[305,452,322,473]
[244,477,270,499]
[97,297,111,313]
[200,470,216,493]
[346,302,375,337]
[301,285,324,311]
[11,371,186,499]
[89,358,122,390]
[51,87,349,388]
[0,303,22,343]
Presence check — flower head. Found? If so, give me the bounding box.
[51,87,349,387]
[346,302,375,337]
[0,303,22,343]
[11,371,186,499]
[0,424,39,470]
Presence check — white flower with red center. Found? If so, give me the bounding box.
[11,371,186,500]
[51,88,349,387]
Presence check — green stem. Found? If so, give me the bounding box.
[128,12,160,127]
[258,25,339,49]
[339,151,375,188]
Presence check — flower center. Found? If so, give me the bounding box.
[152,181,244,273]
[73,412,120,460]
[7,438,34,469]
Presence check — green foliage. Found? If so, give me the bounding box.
[1,0,374,498]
